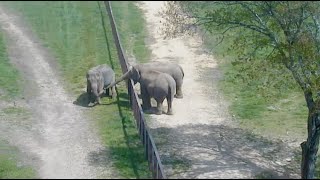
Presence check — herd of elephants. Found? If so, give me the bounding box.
[86,62,184,115]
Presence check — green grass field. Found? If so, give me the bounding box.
[217,58,308,140]
[4,1,151,178]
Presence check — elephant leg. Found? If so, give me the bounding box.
[105,87,110,96]
[166,96,173,115]
[87,82,91,94]
[111,86,116,99]
[156,99,164,115]
[174,85,183,99]
[96,96,101,104]
[146,95,151,110]
[141,86,151,110]
[142,95,151,110]
[87,82,92,102]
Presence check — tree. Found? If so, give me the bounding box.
[160,1,320,179]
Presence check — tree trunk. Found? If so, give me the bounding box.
[301,102,320,179]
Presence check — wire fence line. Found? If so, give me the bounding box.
[104,1,166,179]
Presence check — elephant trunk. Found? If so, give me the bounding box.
[104,70,131,89]
[91,84,99,97]
[90,83,101,104]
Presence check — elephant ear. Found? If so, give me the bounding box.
[128,61,137,67]
[96,71,104,93]
[128,65,133,71]
[131,66,140,82]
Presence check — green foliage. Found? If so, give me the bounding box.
[4,1,151,178]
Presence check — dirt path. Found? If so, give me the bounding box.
[0,5,116,179]
[137,1,300,179]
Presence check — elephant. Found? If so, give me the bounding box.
[132,62,184,98]
[86,64,116,104]
[105,65,176,115]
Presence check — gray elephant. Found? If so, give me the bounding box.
[105,65,176,115]
[86,64,116,104]
[132,62,184,98]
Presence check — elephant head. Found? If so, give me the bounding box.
[86,70,104,104]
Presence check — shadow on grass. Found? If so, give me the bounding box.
[73,91,120,108]
[87,86,150,178]
[73,92,90,107]
[88,144,149,178]
[114,86,146,178]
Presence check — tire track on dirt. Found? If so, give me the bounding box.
[137,1,300,179]
[0,4,116,179]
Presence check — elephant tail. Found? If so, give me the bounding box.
[169,77,176,99]
[179,65,184,79]
[170,83,176,100]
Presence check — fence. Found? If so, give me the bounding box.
[104,1,167,179]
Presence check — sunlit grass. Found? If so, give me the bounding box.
[0,30,20,100]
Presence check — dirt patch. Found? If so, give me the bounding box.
[137,1,301,178]
[0,4,117,179]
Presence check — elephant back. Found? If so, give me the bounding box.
[152,72,176,97]
[163,73,176,91]
[142,62,183,81]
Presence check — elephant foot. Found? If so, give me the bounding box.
[167,110,173,115]
[156,110,162,115]
[142,106,148,111]
[144,109,153,114]
[174,94,183,99]
[142,105,151,111]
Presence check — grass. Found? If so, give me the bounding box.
[2,106,27,115]
[0,139,36,179]
[218,60,308,140]
[4,1,151,178]
[91,89,150,178]
[0,27,36,178]
[0,28,20,100]
[112,1,151,63]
